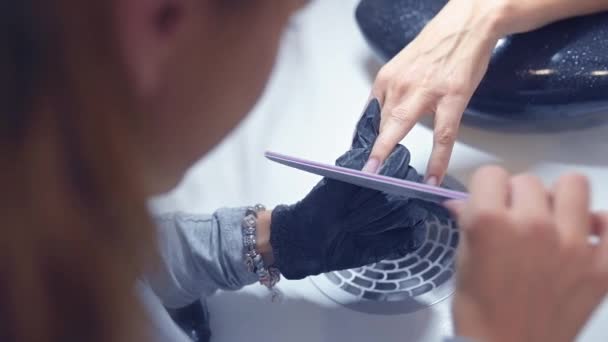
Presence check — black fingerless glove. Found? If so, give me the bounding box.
[270,99,450,280]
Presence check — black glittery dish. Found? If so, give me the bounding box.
[356,0,608,132]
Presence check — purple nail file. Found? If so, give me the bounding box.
[265,151,468,202]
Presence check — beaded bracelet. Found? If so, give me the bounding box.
[242,204,281,292]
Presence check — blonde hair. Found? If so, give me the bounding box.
[0,0,155,340]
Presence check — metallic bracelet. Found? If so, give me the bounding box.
[242,204,281,290]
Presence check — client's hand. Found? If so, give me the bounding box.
[447,167,608,342]
[269,99,448,280]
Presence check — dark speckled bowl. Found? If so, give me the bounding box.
[356,0,608,132]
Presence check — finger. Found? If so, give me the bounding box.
[467,165,511,214]
[371,69,391,106]
[510,174,551,220]
[364,90,398,173]
[377,85,400,133]
[460,166,510,233]
[425,96,466,185]
[591,212,608,282]
[552,173,591,240]
[366,94,432,173]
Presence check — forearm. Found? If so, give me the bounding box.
[487,0,608,36]
[437,0,608,45]
[147,209,259,308]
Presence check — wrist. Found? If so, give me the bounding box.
[470,0,603,37]
[433,0,506,44]
[471,0,522,38]
[479,0,536,37]
[256,210,275,266]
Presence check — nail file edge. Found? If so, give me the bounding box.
[264,151,468,201]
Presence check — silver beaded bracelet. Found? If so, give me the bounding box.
[242,204,281,292]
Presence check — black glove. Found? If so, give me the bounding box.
[270,99,448,280]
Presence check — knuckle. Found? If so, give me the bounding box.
[446,79,470,97]
[427,160,448,177]
[391,79,410,95]
[373,136,395,154]
[375,67,392,88]
[434,126,457,146]
[389,107,415,125]
[417,87,438,102]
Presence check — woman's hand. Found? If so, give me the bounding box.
[446,167,608,342]
[268,99,450,279]
[366,0,505,184]
[367,0,608,183]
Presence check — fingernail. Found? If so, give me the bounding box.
[362,158,380,173]
[425,176,438,186]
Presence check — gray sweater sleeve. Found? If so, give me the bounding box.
[146,208,258,309]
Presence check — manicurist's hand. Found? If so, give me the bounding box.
[446,166,608,342]
[366,0,608,184]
